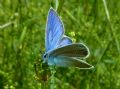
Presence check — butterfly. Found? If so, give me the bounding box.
[43,7,94,69]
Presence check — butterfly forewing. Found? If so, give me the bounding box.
[46,8,73,52]
[49,43,89,59]
[46,8,64,52]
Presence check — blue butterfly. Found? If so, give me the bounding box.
[43,8,94,69]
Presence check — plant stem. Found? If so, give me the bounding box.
[55,0,59,11]
[50,66,56,89]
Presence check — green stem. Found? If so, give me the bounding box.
[50,66,56,89]
[55,0,59,11]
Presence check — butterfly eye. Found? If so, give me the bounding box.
[43,53,48,59]
[42,53,49,63]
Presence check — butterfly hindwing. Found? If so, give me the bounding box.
[48,55,93,69]
[58,36,72,47]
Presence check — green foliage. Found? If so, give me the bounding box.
[0,0,120,89]
[0,71,8,89]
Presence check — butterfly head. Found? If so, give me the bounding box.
[42,53,49,63]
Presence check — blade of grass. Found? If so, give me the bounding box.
[64,8,79,24]
[102,0,120,54]
[57,0,65,13]
[55,0,59,11]
[0,21,13,29]
[50,66,56,89]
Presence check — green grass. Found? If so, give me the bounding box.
[0,0,120,89]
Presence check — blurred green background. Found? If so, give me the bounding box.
[0,0,120,89]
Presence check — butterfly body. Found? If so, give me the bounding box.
[43,7,94,69]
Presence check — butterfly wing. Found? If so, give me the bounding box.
[45,8,73,52]
[46,8,64,52]
[46,43,93,69]
[48,55,93,69]
[49,43,90,58]
[58,36,72,47]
